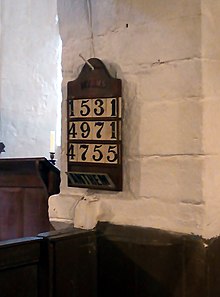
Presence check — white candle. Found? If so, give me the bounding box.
[50,131,56,153]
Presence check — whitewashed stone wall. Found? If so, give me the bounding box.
[201,0,220,238]
[0,0,61,159]
[50,0,220,238]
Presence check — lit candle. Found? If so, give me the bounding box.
[50,131,56,153]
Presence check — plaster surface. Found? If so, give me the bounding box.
[48,0,202,237]
[0,0,62,159]
[0,0,218,239]
[2,3,220,293]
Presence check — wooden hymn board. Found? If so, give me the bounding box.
[67,58,122,191]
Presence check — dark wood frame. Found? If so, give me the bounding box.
[67,58,122,191]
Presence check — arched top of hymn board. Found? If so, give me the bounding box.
[67,58,121,98]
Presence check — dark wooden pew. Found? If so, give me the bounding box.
[0,237,42,297]
[0,157,60,241]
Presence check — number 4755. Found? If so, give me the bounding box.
[68,144,119,164]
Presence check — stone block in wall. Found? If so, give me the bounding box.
[139,156,203,204]
[95,12,201,67]
[202,156,220,238]
[91,0,119,36]
[122,83,140,158]
[122,96,203,158]
[129,0,201,26]
[92,0,201,47]
[202,0,220,60]
[124,158,141,196]
[202,61,220,97]
[49,194,83,223]
[137,59,201,102]
[107,197,204,235]
[203,97,220,154]
[138,100,202,155]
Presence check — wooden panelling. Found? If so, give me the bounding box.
[207,236,220,297]
[38,228,97,297]
[96,223,207,297]
[0,237,42,297]
[0,223,220,297]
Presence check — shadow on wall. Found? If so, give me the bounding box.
[101,61,142,197]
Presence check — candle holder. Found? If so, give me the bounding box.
[0,142,5,154]
[49,152,56,165]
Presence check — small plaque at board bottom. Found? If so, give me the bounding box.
[66,171,115,189]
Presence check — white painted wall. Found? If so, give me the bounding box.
[0,0,62,160]
[50,0,203,234]
[0,0,218,239]
[201,0,220,238]
[3,0,215,238]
